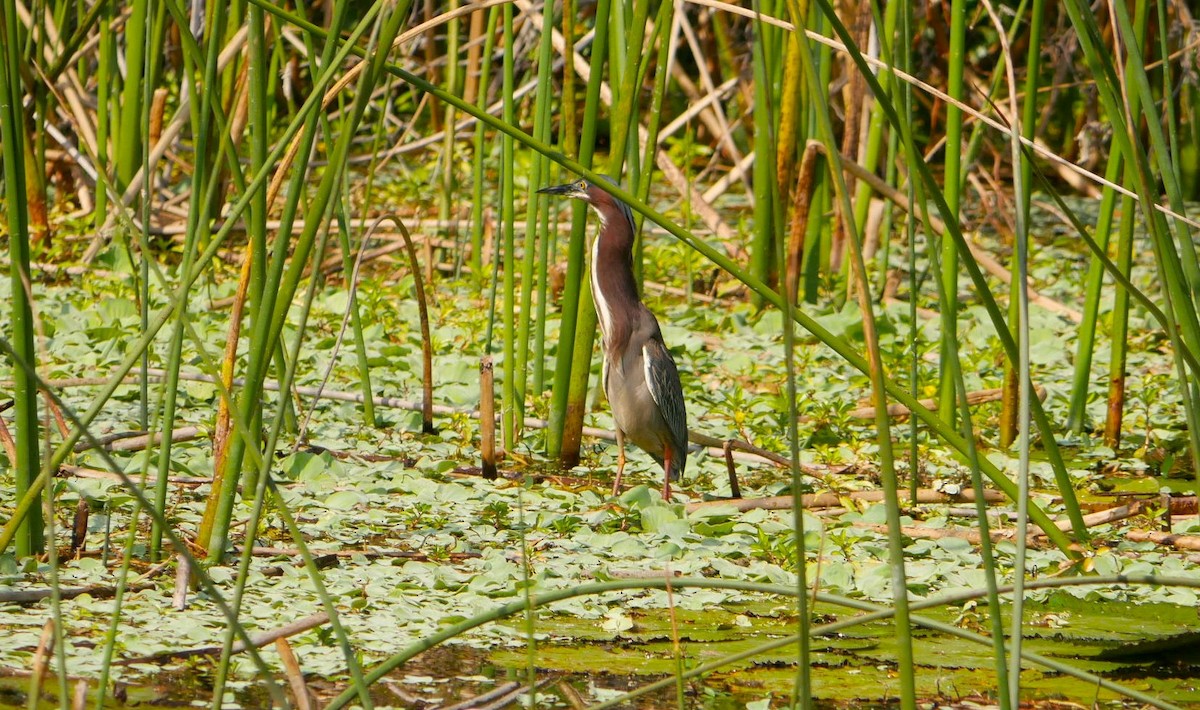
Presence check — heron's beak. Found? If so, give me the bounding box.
[537,182,587,199]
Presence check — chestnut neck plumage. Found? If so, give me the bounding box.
[588,188,641,358]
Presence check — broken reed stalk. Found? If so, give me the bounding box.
[722,440,742,499]
[390,215,436,434]
[173,553,190,611]
[29,619,55,696]
[480,356,497,479]
[275,637,313,710]
[213,250,255,479]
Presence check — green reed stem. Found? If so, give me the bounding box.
[0,0,44,555]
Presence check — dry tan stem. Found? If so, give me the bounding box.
[275,638,313,710]
[213,254,254,476]
[852,501,1144,547]
[173,553,190,611]
[0,409,18,466]
[30,619,55,687]
[71,680,88,710]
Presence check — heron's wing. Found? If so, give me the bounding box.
[641,337,688,450]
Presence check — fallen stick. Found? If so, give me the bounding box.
[0,582,155,604]
[71,426,205,453]
[852,523,1051,547]
[1073,503,1144,529]
[686,488,1006,513]
[434,682,523,710]
[842,386,1047,421]
[115,611,331,665]
[1125,529,1200,552]
[239,545,480,561]
[59,464,211,486]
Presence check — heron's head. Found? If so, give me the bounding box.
[537,178,592,201]
[538,176,634,230]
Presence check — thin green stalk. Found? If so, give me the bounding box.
[501,0,517,449]
[998,0,1039,449]
[115,0,148,188]
[937,0,966,428]
[334,200,378,427]
[850,0,898,249]
[39,433,70,710]
[1104,189,1137,446]
[532,179,552,394]
[1066,153,1123,433]
[92,487,145,709]
[898,0,919,504]
[0,0,43,555]
[777,32,812,710]
[989,6,1033,699]
[748,0,778,307]
[92,0,114,235]
[634,0,675,214]
[307,9,378,431]
[468,7,499,274]
[514,0,558,414]
[439,0,460,277]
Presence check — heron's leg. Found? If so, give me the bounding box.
[611,431,626,497]
[661,449,673,500]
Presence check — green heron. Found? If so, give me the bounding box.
[539,177,688,498]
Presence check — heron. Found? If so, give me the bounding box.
[538,177,688,499]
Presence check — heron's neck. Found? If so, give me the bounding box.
[590,214,640,355]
